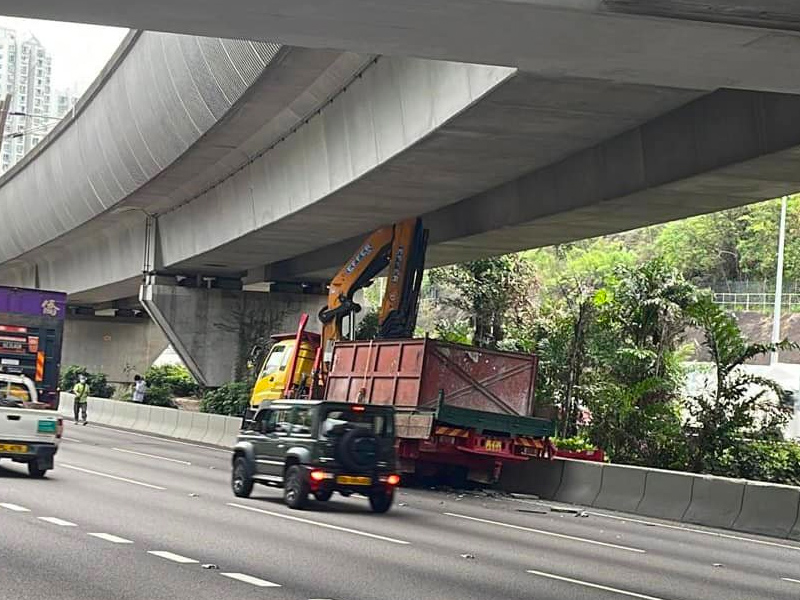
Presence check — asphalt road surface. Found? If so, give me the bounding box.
[2,422,800,600]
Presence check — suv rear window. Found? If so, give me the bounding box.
[320,407,393,438]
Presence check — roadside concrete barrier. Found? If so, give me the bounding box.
[59,394,74,417]
[683,474,746,529]
[733,481,800,538]
[174,410,194,439]
[201,414,229,446]
[131,405,152,431]
[592,464,647,513]
[142,405,165,435]
[117,401,140,429]
[636,469,695,521]
[554,459,604,505]
[223,415,242,447]
[187,412,210,442]
[157,407,180,437]
[499,457,564,499]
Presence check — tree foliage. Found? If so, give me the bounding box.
[60,365,115,399]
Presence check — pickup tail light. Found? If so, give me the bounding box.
[309,469,330,482]
[380,474,401,486]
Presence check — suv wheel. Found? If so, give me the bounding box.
[314,489,333,502]
[27,462,47,479]
[232,457,254,498]
[284,465,309,509]
[369,489,394,514]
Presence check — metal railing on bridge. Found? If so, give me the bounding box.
[713,292,800,312]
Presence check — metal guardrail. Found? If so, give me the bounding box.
[713,292,800,312]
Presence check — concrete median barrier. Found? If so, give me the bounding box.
[220,416,240,447]
[131,405,151,431]
[683,474,746,529]
[554,459,604,506]
[592,464,647,513]
[58,393,74,418]
[157,408,179,437]
[116,402,140,429]
[142,406,165,435]
[636,470,695,521]
[222,415,242,447]
[173,410,194,440]
[201,414,229,446]
[187,412,210,442]
[499,458,564,499]
[732,481,800,538]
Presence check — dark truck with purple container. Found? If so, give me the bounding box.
[0,286,66,409]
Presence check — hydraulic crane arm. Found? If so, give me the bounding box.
[318,217,428,361]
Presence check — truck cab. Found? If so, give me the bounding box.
[248,332,320,412]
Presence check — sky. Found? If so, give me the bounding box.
[0,16,128,95]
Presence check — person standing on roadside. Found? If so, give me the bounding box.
[72,375,90,425]
[132,374,147,404]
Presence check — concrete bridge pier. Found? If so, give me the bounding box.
[62,314,170,384]
[140,281,324,387]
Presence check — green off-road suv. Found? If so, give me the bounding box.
[231,400,399,513]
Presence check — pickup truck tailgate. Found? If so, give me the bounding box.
[0,408,59,443]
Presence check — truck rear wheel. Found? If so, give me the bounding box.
[27,462,48,478]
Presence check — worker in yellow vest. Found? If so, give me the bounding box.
[72,375,89,425]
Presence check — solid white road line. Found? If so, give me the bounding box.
[147,551,199,564]
[782,577,800,584]
[112,447,192,465]
[588,511,800,552]
[527,570,668,600]
[0,502,30,512]
[445,512,645,554]
[219,573,281,587]
[38,517,77,527]
[88,533,134,544]
[227,502,411,545]
[61,464,166,490]
[62,436,82,443]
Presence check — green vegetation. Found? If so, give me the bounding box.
[144,364,200,398]
[60,365,115,399]
[200,381,251,416]
[417,195,800,484]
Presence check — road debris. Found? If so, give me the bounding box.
[516,509,548,515]
[576,511,589,518]
[550,506,581,514]
[202,564,219,570]
[460,554,476,560]
[712,563,724,568]
[188,493,199,497]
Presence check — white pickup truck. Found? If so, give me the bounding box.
[0,374,62,477]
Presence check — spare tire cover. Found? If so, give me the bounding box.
[337,428,379,472]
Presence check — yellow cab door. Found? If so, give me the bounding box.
[249,338,320,410]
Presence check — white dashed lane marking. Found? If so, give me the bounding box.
[88,533,134,544]
[112,447,192,465]
[219,573,281,587]
[445,512,645,554]
[527,570,668,600]
[38,517,77,527]
[0,503,30,512]
[61,464,166,490]
[147,551,199,564]
[227,502,410,545]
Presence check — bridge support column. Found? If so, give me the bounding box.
[63,315,170,384]
[140,283,324,387]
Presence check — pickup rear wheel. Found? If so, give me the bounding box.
[232,457,254,498]
[27,462,47,479]
[284,465,309,509]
